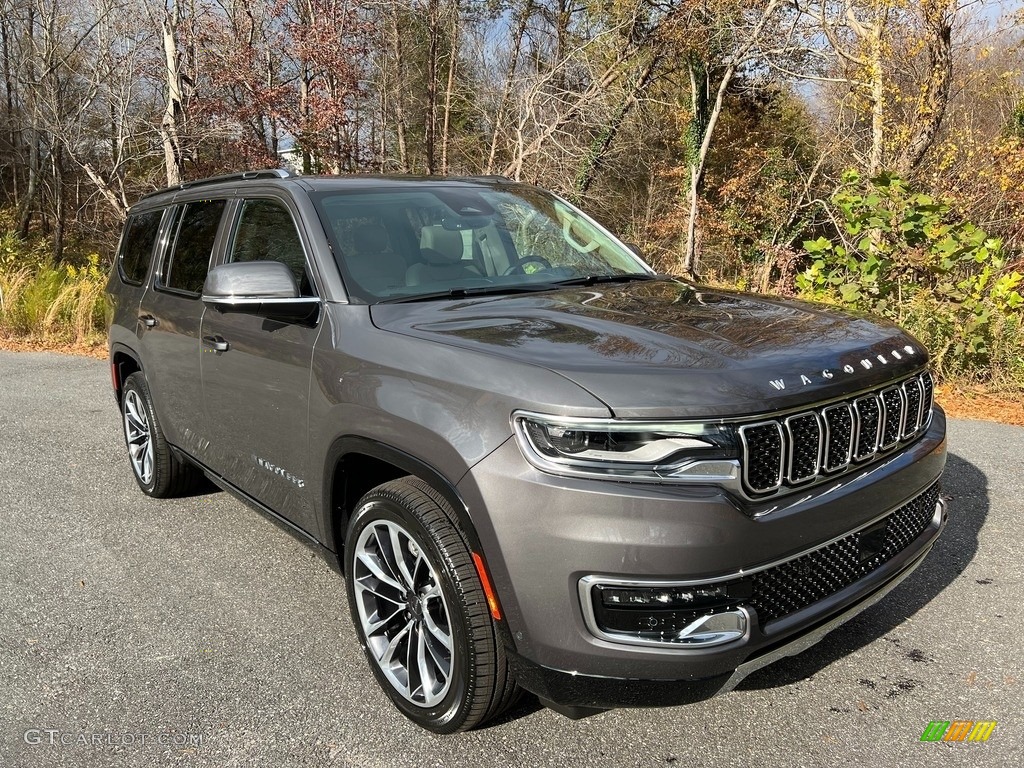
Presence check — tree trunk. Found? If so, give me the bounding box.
[680,0,783,277]
[424,0,440,175]
[681,60,707,278]
[440,7,459,176]
[485,0,531,174]
[50,143,64,263]
[573,54,660,199]
[158,6,186,186]
[80,162,128,221]
[1,18,16,170]
[300,70,312,174]
[390,11,409,173]
[867,19,884,176]
[18,131,39,238]
[896,1,953,175]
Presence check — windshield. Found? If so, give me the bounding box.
[310,183,654,302]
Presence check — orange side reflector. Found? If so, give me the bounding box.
[471,552,502,621]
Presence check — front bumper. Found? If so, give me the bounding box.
[457,409,947,707]
[509,525,941,712]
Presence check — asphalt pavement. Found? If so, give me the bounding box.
[0,351,1021,767]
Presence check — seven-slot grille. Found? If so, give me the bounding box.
[747,482,940,627]
[739,372,934,496]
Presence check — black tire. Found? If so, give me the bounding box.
[344,477,520,732]
[120,372,201,498]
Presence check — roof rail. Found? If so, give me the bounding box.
[140,168,292,200]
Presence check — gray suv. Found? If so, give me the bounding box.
[107,170,947,732]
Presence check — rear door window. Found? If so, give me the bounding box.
[163,200,226,294]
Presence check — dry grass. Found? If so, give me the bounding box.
[0,256,106,346]
[935,384,1024,427]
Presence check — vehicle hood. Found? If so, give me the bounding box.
[369,280,928,418]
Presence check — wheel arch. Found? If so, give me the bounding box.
[110,344,143,406]
[323,437,485,562]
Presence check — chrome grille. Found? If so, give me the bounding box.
[739,422,784,493]
[879,387,905,449]
[740,372,935,496]
[853,395,881,461]
[903,377,923,438]
[822,404,853,471]
[785,413,822,484]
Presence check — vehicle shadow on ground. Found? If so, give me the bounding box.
[737,452,987,690]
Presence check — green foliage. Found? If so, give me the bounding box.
[797,171,1024,385]
[1008,99,1024,140]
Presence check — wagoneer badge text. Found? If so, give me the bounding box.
[253,456,306,488]
[768,344,919,391]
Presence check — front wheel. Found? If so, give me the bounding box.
[344,477,520,732]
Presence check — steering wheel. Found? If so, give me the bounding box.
[502,255,552,276]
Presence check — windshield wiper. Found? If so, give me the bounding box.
[548,273,659,287]
[379,284,560,303]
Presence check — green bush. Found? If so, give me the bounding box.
[796,170,1023,388]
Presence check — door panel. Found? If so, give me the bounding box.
[200,198,321,535]
[139,200,226,455]
[200,313,321,532]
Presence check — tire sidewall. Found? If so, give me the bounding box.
[344,494,474,732]
[121,375,159,495]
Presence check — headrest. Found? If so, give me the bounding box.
[353,223,390,253]
[419,226,464,264]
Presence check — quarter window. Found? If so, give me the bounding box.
[164,200,226,294]
[119,211,162,285]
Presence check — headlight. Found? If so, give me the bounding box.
[512,412,739,483]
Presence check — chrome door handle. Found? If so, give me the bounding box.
[202,335,230,352]
[139,314,157,328]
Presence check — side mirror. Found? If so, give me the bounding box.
[202,261,319,323]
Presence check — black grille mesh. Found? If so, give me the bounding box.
[740,372,933,496]
[880,387,904,447]
[748,483,940,627]
[822,406,853,471]
[854,396,881,460]
[786,414,821,483]
[742,423,783,491]
[921,372,934,420]
[903,379,923,438]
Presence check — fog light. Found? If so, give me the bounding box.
[588,580,751,647]
[600,584,738,610]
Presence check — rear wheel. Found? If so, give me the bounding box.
[344,477,520,732]
[121,372,201,497]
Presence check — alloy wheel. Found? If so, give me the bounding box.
[352,519,453,707]
[123,389,154,485]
